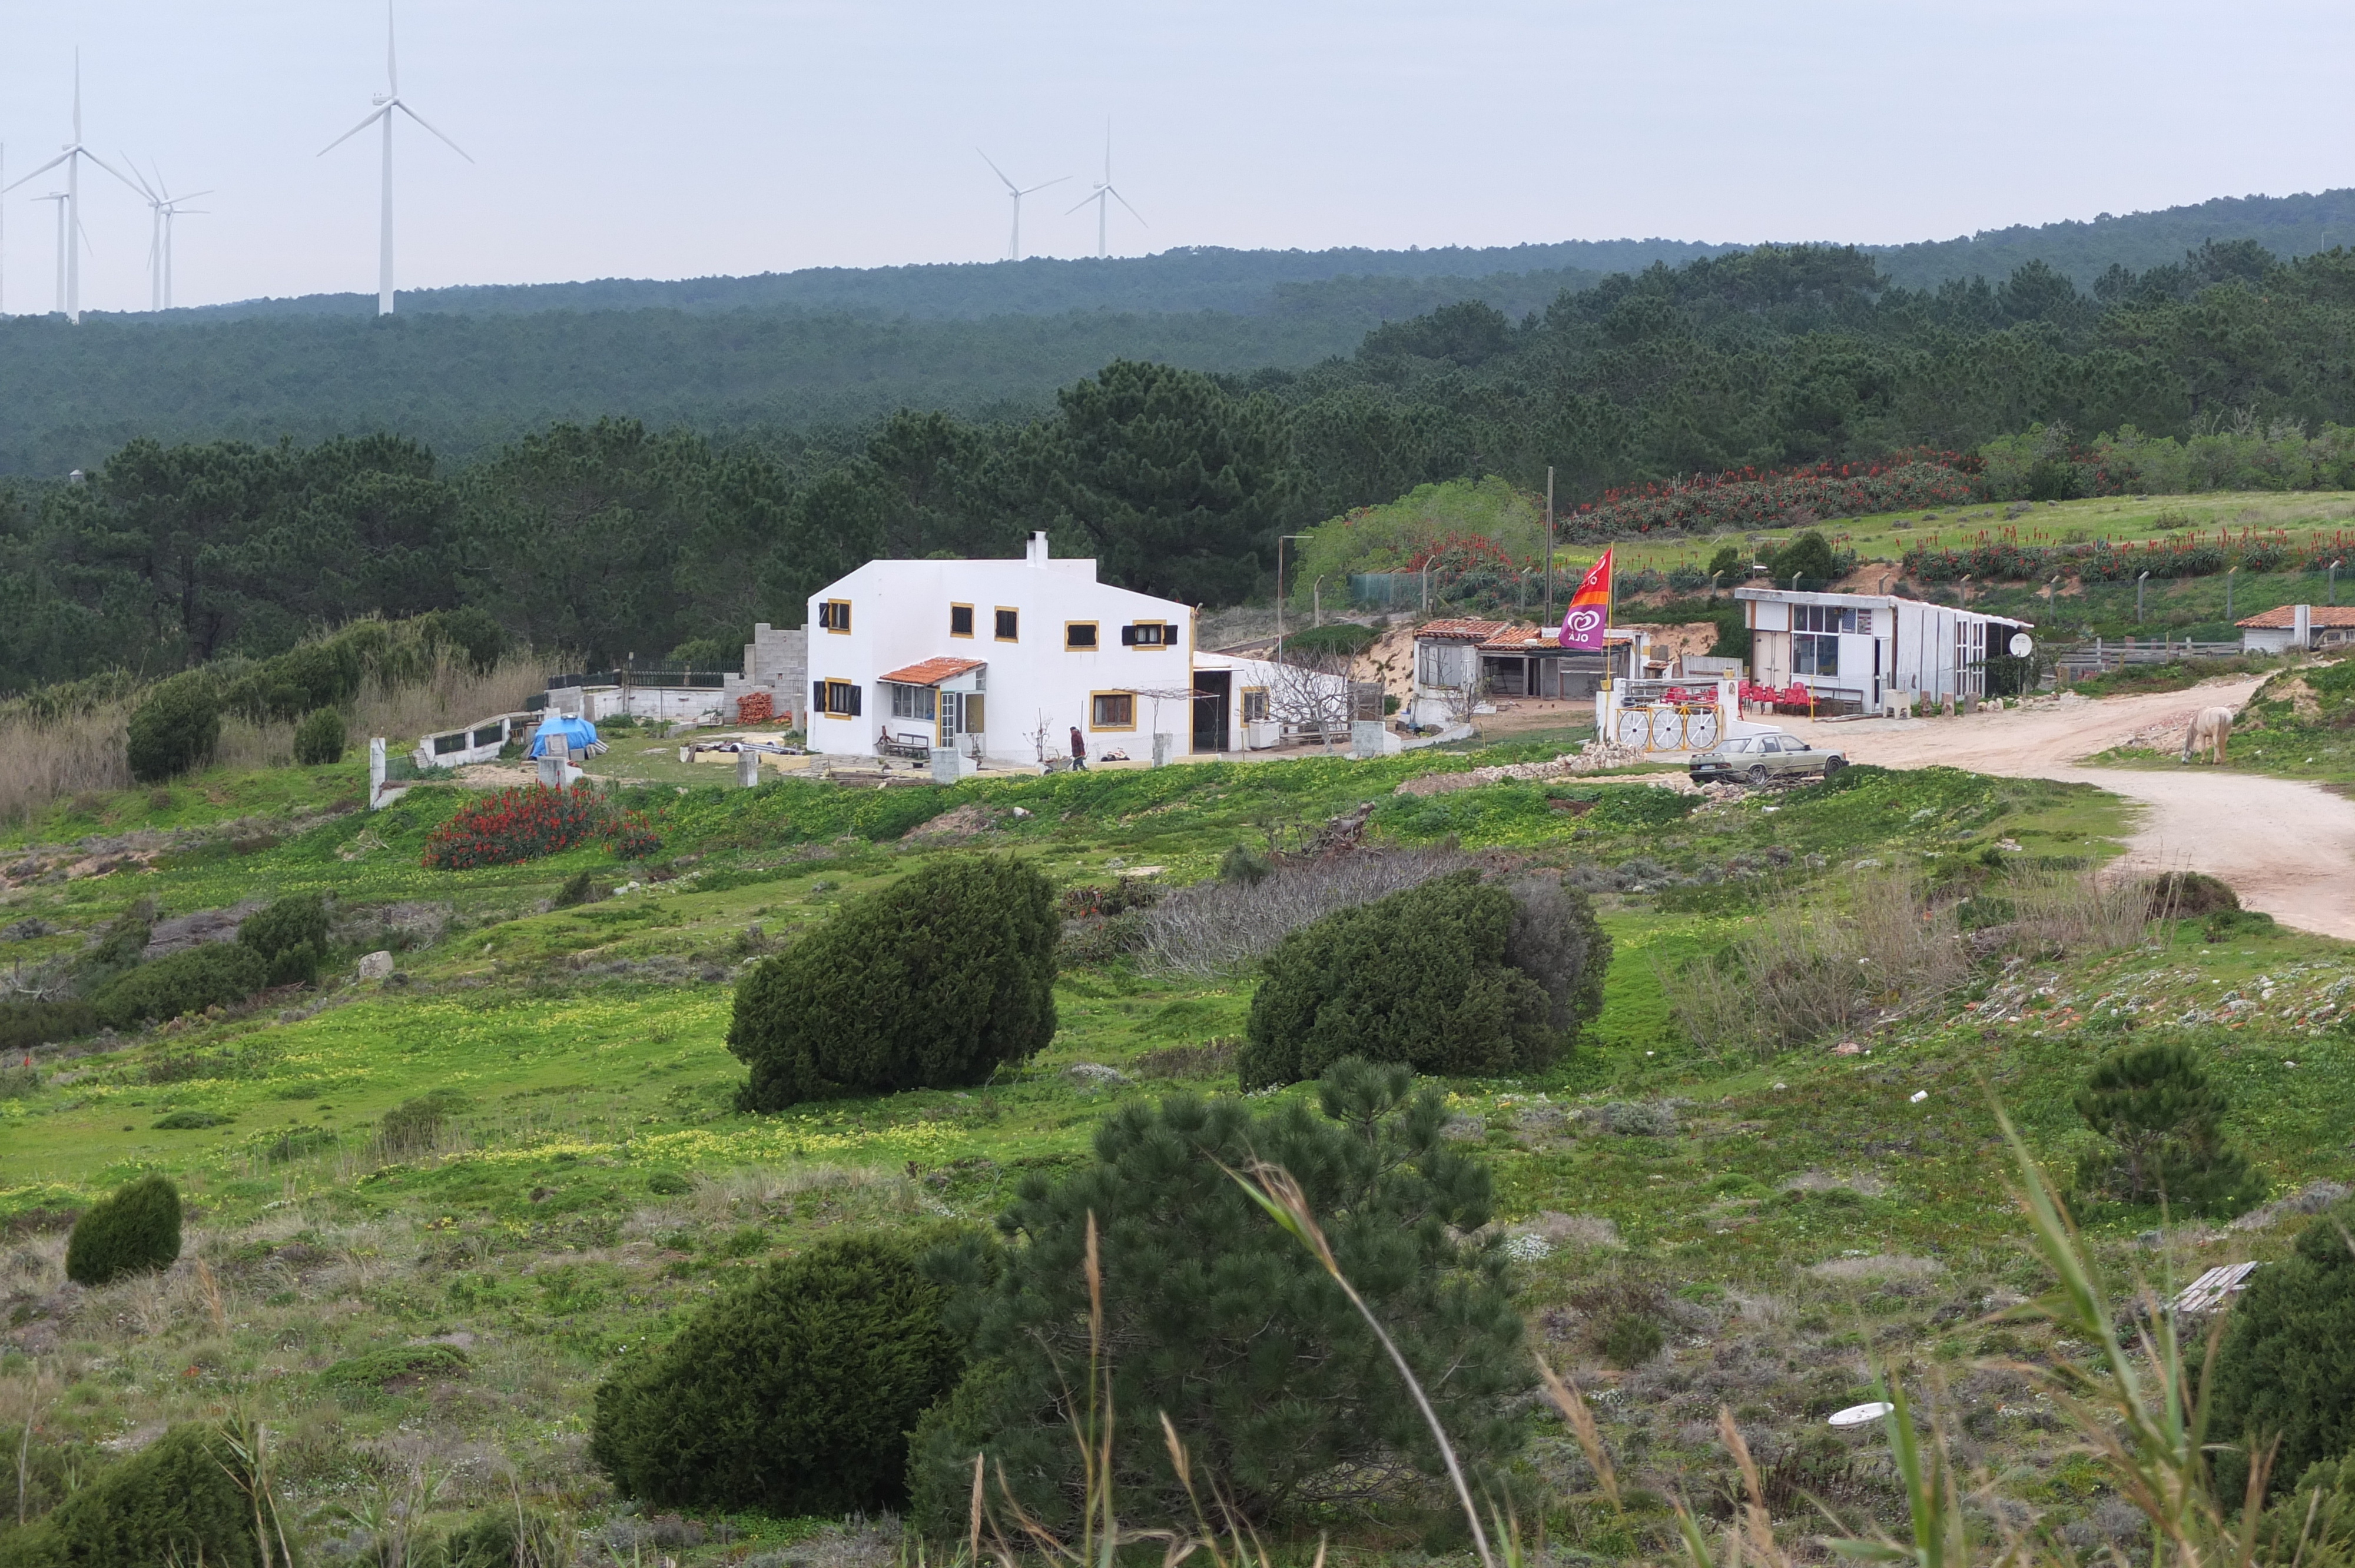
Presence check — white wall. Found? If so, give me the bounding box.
[805,547,1197,763]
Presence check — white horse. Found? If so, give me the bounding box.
[2181,706,2234,763]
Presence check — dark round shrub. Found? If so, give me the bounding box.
[376,1089,467,1158]
[1237,869,1606,1090]
[907,1057,1527,1535]
[2208,1196,2355,1501]
[590,1231,963,1516]
[445,1505,566,1567]
[238,893,330,987]
[1766,529,1839,586]
[92,942,267,1030]
[65,1174,183,1287]
[126,673,221,783]
[1602,1313,1665,1368]
[292,706,347,766]
[728,856,1057,1110]
[2072,1041,2266,1218]
[2147,870,2238,918]
[0,999,97,1052]
[10,1424,263,1567]
[424,605,508,672]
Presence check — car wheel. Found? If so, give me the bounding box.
[1746,765,1770,785]
[1824,756,1847,775]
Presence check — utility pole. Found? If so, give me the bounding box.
[1543,466,1555,625]
[1274,534,1309,661]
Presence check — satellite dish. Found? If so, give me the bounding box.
[1828,1400,1896,1429]
[2008,633,2034,658]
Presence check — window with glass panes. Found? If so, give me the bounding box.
[1792,604,1871,679]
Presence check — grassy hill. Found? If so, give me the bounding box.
[2,722,2346,1559]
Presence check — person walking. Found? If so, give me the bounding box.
[1069,725,1088,770]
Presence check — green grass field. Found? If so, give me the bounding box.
[5,710,2352,1560]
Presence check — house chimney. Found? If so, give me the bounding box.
[1026,530,1050,566]
[2296,603,2313,649]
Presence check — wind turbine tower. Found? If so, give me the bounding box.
[320,2,472,315]
[1067,122,1145,258]
[32,194,67,316]
[2,55,145,323]
[127,162,210,312]
[977,150,1066,261]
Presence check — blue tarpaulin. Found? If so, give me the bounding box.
[528,714,603,758]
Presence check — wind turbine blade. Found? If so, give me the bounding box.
[74,49,83,145]
[1110,185,1147,227]
[976,148,1018,194]
[319,107,390,156]
[87,150,151,200]
[119,152,160,202]
[394,101,473,162]
[2,150,74,192]
[1017,175,1070,196]
[386,0,400,95]
[1064,191,1102,216]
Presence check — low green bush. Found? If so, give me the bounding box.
[728,856,1057,1109]
[92,942,267,1029]
[2145,871,2240,916]
[1237,869,1606,1089]
[126,673,221,783]
[589,1231,963,1515]
[320,1344,470,1388]
[64,1174,182,1287]
[443,1506,565,1568]
[0,999,96,1053]
[1602,1313,1665,1367]
[70,903,154,997]
[292,706,347,766]
[2206,908,2279,942]
[2210,1196,2355,1500]
[152,1109,231,1130]
[0,1424,267,1568]
[908,1057,1527,1534]
[376,1089,467,1158]
[238,893,330,986]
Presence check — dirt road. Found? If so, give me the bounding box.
[1772,678,2355,940]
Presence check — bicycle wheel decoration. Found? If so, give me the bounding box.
[1682,705,1720,749]
[1616,709,1651,749]
[1649,706,1684,750]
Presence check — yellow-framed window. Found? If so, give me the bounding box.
[949,603,975,638]
[1089,691,1136,730]
[1064,621,1099,651]
[1241,687,1270,722]
[994,607,1020,642]
[812,679,863,718]
[818,599,852,633]
[1120,621,1171,648]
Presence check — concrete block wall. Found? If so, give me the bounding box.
[722,623,808,725]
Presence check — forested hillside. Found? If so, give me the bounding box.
[9,237,2355,692]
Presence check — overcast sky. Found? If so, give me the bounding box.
[1,0,2349,314]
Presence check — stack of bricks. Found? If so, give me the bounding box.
[735,691,775,725]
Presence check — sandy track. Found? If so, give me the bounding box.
[1772,678,2355,940]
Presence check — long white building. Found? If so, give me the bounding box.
[1736,586,2032,711]
[804,532,1316,765]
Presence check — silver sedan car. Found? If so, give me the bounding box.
[1688,731,1849,785]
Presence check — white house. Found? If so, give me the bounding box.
[1737,587,2032,712]
[804,532,1332,765]
[2237,604,2355,655]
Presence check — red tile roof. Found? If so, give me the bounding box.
[2235,606,2355,629]
[1478,623,1560,652]
[1415,617,1513,642]
[879,656,986,686]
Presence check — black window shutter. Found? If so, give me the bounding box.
[1120,624,1139,646]
[848,685,863,716]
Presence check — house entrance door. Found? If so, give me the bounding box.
[1192,670,1230,752]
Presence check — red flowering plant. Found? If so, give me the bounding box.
[422,784,662,871]
[1565,453,1979,540]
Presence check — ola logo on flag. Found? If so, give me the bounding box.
[1558,549,1613,650]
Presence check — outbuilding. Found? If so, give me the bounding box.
[2236,604,2355,655]
[1736,587,2032,713]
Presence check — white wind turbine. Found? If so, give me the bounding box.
[126,161,210,313]
[320,1,472,315]
[977,150,1066,261]
[1066,122,1145,258]
[2,55,147,323]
